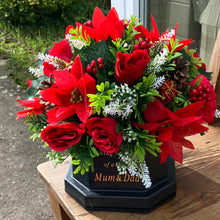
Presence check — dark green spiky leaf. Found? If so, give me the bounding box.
[27,75,48,98]
[75,39,115,84]
[198,67,212,81]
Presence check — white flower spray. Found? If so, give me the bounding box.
[147,47,169,74]
[116,151,152,189]
[28,66,43,78]
[151,75,166,89]
[103,84,137,120]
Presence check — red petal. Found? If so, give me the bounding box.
[70,55,85,80]
[106,7,124,40]
[151,15,160,40]
[92,7,107,30]
[76,22,95,40]
[40,86,71,106]
[175,101,205,116]
[181,138,194,149]
[131,122,160,131]
[27,79,32,88]
[47,105,77,124]
[144,100,169,122]
[157,126,174,142]
[174,39,193,52]
[65,25,75,36]
[49,39,73,63]
[54,70,76,89]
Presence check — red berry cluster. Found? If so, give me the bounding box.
[133,38,151,53]
[189,85,212,103]
[83,20,93,28]
[86,57,104,75]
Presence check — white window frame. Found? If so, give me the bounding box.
[111,0,147,27]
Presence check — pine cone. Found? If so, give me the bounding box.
[166,56,190,89]
[38,73,55,90]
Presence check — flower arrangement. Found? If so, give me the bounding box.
[17,7,217,189]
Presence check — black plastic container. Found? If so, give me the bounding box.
[65,153,176,213]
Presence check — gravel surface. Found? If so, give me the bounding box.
[0,59,54,220]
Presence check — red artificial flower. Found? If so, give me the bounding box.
[132,100,208,163]
[86,117,123,154]
[40,55,96,123]
[42,39,73,76]
[75,7,124,42]
[115,50,150,85]
[134,24,150,41]
[65,25,75,37]
[189,74,217,123]
[41,122,85,152]
[137,15,192,52]
[16,97,46,119]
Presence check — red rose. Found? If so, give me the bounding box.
[86,117,123,154]
[189,74,217,123]
[41,122,85,152]
[115,50,150,85]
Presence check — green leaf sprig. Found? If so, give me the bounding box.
[87,81,114,114]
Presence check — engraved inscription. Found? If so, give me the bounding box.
[94,172,140,183]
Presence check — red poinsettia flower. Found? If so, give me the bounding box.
[42,39,73,76]
[40,55,96,123]
[132,100,208,163]
[16,97,46,119]
[189,74,217,123]
[75,7,124,42]
[136,15,192,52]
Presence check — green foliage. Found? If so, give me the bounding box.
[0,1,110,87]
[166,93,191,112]
[46,150,69,167]
[0,0,110,25]
[69,26,91,45]
[134,129,161,161]
[76,39,115,84]
[70,138,99,175]
[110,15,142,56]
[124,15,142,42]
[164,39,182,62]
[0,22,62,86]
[134,74,161,124]
[87,81,114,114]
[27,75,49,98]
[25,112,47,141]
[198,67,212,81]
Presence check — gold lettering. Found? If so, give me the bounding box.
[94,173,102,181]
[135,176,140,182]
[103,162,111,168]
[130,176,135,182]
[116,174,122,182]
[123,173,130,182]
[100,152,113,157]
[103,175,108,181]
[108,176,115,181]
